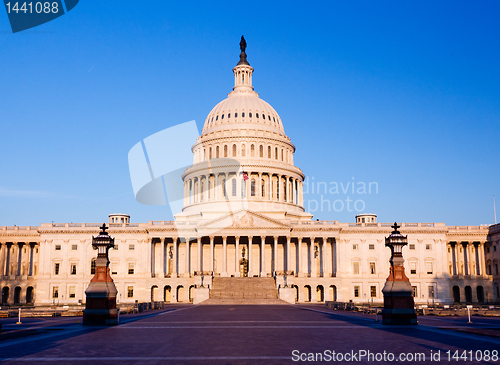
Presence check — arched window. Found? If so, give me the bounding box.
[232,144,237,157]
[268,146,271,158]
[261,179,266,197]
[251,179,256,196]
[216,146,219,158]
[209,147,212,159]
[235,112,238,118]
[232,179,237,197]
[275,147,278,160]
[241,144,246,157]
[203,148,206,161]
[283,180,287,201]
[90,258,96,275]
[281,149,284,161]
[200,181,204,202]
[263,114,266,120]
[249,112,252,118]
[224,145,228,157]
[228,113,231,118]
[256,113,259,118]
[222,178,227,197]
[251,144,255,157]
[259,145,263,157]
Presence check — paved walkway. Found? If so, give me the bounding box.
[0,304,499,364]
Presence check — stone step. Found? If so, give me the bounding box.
[209,277,279,302]
[199,298,287,305]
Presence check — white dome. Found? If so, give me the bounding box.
[202,90,285,135]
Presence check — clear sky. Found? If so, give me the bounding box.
[0,1,499,226]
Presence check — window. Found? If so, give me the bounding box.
[352,244,358,250]
[232,144,237,157]
[228,113,230,118]
[369,262,376,274]
[353,262,360,275]
[221,114,224,119]
[222,178,227,197]
[261,179,265,197]
[250,144,255,157]
[251,179,256,196]
[410,262,416,275]
[54,263,60,275]
[259,145,263,157]
[111,262,117,275]
[52,286,59,299]
[256,113,259,118]
[242,112,245,117]
[127,286,134,298]
[235,112,238,118]
[370,286,377,298]
[90,259,96,275]
[426,244,432,250]
[428,286,435,298]
[426,262,433,275]
[69,286,75,298]
[241,144,245,157]
[128,262,135,275]
[275,147,278,159]
[224,145,228,157]
[249,112,252,118]
[268,146,271,158]
[409,244,415,250]
[216,146,219,158]
[412,286,418,298]
[71,244,78,251]
[129,244,135,250]
[354,286,360,298]
[55,245,61,251]
[70,263,77,275]
[369,244,375,250]
[232,179,237,197]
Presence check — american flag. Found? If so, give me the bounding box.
[242,172,249,181]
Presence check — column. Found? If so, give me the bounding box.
[278,175,282,202]
[462,242,469,275]
[297,238,303,277]
[286,236,291,272]
[474,242,480,275]
[322,237,327,277]
[159,238,165,277]
[235,236,240,277]
[17,242,24,276]
[261,236,266,277]
[4,243,11,276]
[222,236,228,277]
[258,173,262,198]
[172,238,178,278]
[197,237,202,273]
[332,238,337,277]
[273,236,278,274]
[310,238,316,277]
[185,238,190,277]
[210,236,214,273]
[28,243,34,277]
[480,242,487,278]
[286,176,290,203]
[450,242,457,275]
[248,236,253,277]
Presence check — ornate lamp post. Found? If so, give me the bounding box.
[381,222,417,325]
[83,224,118,326]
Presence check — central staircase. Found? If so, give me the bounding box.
[200,277,286,305]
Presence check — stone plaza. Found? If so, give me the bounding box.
[1,305,500,364]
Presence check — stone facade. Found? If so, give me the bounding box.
[0,45,497,306]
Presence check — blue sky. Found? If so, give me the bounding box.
[0,1,498,226]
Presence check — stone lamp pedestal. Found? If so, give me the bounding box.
[382,223,417,325]
[83,224,118,326]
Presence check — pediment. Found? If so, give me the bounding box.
[197,209,290,230]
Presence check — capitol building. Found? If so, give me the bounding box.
[1,41,499,307]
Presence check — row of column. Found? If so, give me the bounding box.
[149,236,336,278]
[449,241,486,276]
[184,172,304,206]
[0,242,36,277]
